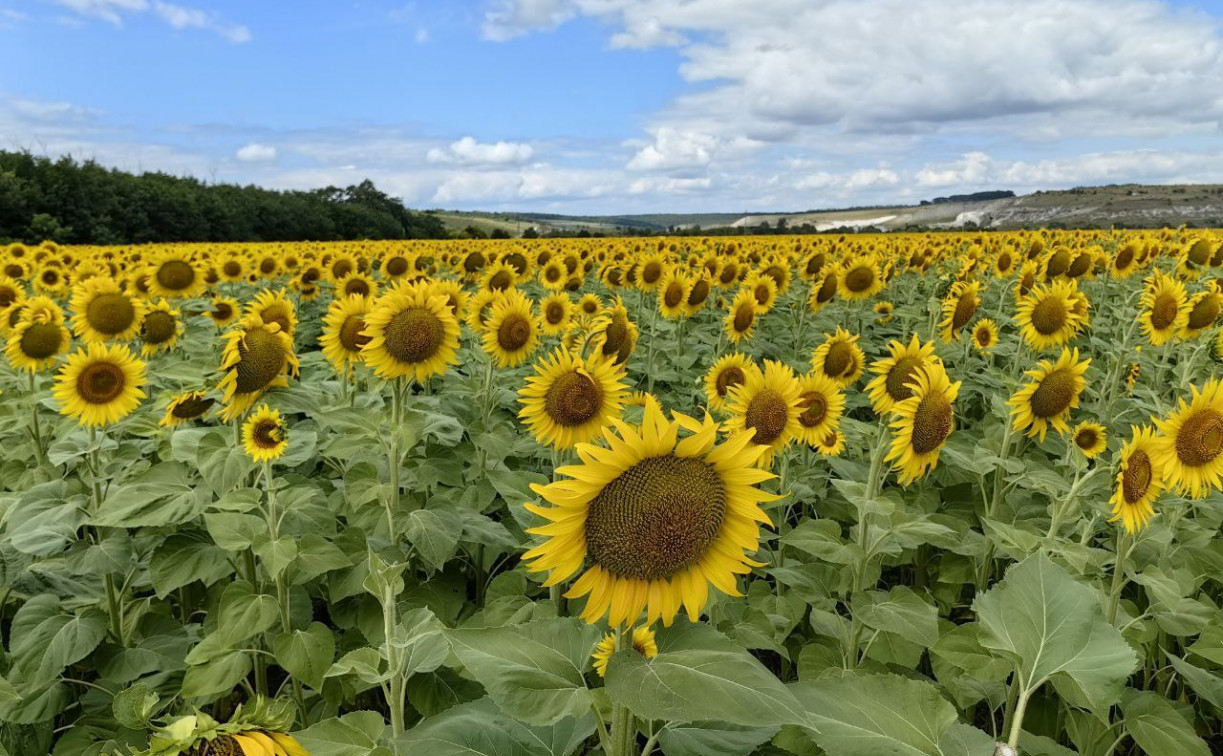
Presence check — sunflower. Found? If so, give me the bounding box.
[725,288,760,344]
[254,252,281,279]
[794,372,845,446]
[885,361,960,485]
[972,319,999,352]
[217,313,300,421]
[540,260,567,290]
[840,256,883,301]
[540,292,573,335]
[744,274,778,312]
[33,262,68,296]
[578,293,603,318]
[637,253,668,290]
[247,289,298,339]
[864,334,939,415]
[465,289,499,332]
[52,343,147,427]
[522,397,776,627]
[590,298,638,366]
[242,404,289,463]
[320,294,373,374]
[1152,378,1223,498]
[723,360,804,466]
[938,280,981,341]
[874,301,895,323]
[130,697,307,756]
[208,296,241,328]
[1072,421,1107,459]
[483,289,541,369]
[1108,426,1163,534]
[0,275,23,313]
[518,348,628,450]
[5,299,70,372]
[1016,260,1040,300]
[814,429,846,457]
[1008,347,1091,441]
[160,390,217,428]
[381,251,413,280]
[809,270,839,312]
[1181,289,1222,339]
[1138,270,1188,346]
[362,284,460,382]
[659,270,694,319]
[811,327,865,387]
[1015,280,1084,350]
[328,252,359,281]
[480,261,518,293]
[336,271,378,300]
[147,251,205,299]
[68,277,145,344]
[704,353,760,412]
[592,625,658,677]
[140,299,181,356]
[1111,242,1140,279]
[217,252,247,282]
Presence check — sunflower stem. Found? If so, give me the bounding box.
[87,427,126,647]
[1107,531,1132,625]
[386,377,404,541]
[28,371,44,460]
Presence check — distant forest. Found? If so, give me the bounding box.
[0,151,448,245]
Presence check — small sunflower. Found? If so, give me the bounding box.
[336,271,378,300]
[864,334,939,415]
[744,274,778,312]
[1109,426,1163,534]
[874,300,895,323]
[590,298,638,366]
[147,251,205,299]
[140,299,181,357]
[704,353,760,412]
[69,277,145,343]
[518,348,628,450]
[885,361,961,485]
[684,275,712,316]
[814,429,846,457]
[971,319,999,352]
[793,372,845,446]
[660,270,694,319]
[540,259,567,290]
[811,327,865,387]
[1015,280,1084,351]
[938,280,981,342]
[52,343,147,427]
[592,625,658,677]
[217,252,247,282]
[724,288,759,344]
[840,256,883,301]
[480,261,518,293]
[523,397,776,627]
[320,294,373,375]
[242,404,289,463]
[1072,421,1107,459]
[247,289,298,340]
[1181,289,1222,339]
[540,292,573,335]
[208,296,240,328]
[578,293,603,318]
[362,284,461,382]
[483,289,541,369]
[1008,347,1091,441]
[809,270,838,312]
[1139,270,1188,346]
[217,313,300,421]
[5,300,70,372]
[724,359,804,467]
[160,390,217,428]
[1111,242,1140,279]
[1153,378,1223,498]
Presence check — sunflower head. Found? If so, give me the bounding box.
[1153,378,1223,498]
[865,334,938,415]
[132,696,306,756]
[704,353,760,412]
[518,348,627,450]
[811,327,865,386]
[724,288,759,343]
[140,299,181,357]
[1007,347,1091,441]
[939,280,981,341]
[242,404,289,463]
[1109,426,1164,535]
[724,359,803,465]
[218,313,300,421]
[482,288,540,369]
[320,294,373,375]
[885,361,961,485]
[592,625,658,677]
[147,252,205,299]
[971,319,999,352]
[52,343,148,427]
[362,284,461,382]
[161,390,217,428]
[1072,421,1107,459]
[70,277,145,343]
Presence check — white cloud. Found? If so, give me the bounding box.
[482,0,575,41]
[415,27,429,44]
[51,0,250,42]
[236,143,276,163]
[626,127,717,172]
[426,136,535,166]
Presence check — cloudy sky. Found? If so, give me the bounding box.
[2,0,1223,214]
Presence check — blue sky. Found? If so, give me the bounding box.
[3,0,1223,214]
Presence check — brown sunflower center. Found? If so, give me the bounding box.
[251,419,283,449]
[1047,250,1070,277]
[497,313,532,352]
[687,279,710,307]
[259,258,276,275]
[0,286,18,308]
[585,455,727,580]
[212,302,233,321]
[951,293,977,330]
[715,366,746,398]
[156,260,195,291]
[642,262,662,285]
[910,390,953,454]
[1067,253,1091,278]
[798,390,827,428]
[386,256,409,277]
[142,311,177,345]
[824,341,854,378]
[234,327,288,394]
[546,302,566,325]
[345,279,371,297]
[1175,408,1223,467]
[223,261,242,277]
[76,361,126,404]
[20,322,64,359]
[384,307,444,365]
[744,388,789,446]
[544,370,603,427]
[546,266,563,283]
[464,252,486,273]
[816,274,838,303]
[3,264,22,278]
[1115,246,1135,269]
[489,271,513,291]
[844,266,874,293]
[885,356,925,402]
[85,292,136,335]
[170,394,215,420]
[1188,296,1220,330]
[1075,428,1098,450]
[339,316,370,352]
[1188,239,1213,265]
[1031,296,1069,335]
[332,260,354,279]
[719,265,738,285]
[732,304,754,333]
[1150,293,1180,330]
[1122,450,1153,504]
[1030,368,1078,419]
[665,284,685,308]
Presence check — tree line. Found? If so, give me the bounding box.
[0,151,448,245]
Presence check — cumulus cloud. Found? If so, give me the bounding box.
[626,128,717,171]
[236,143,276,163]
[51,0,250,42]
[482,0,575,41]
[426,136,535,166]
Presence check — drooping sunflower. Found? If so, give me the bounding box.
[637,253,668,290]
[840,256,883,301]
[809,270,838,313]
[724,288,759,344]
[592,625,658,677]
[146,251,205,299]
[217,313,300,421]
[885,361,960,485]
[939,280,981,342]
[1015,280,1083,350]
[483,288,541,369]
[684,275,712,316]
[518,348,628,450]
[208,295,241,328]
[874,301,895,323]
[723,359,804,466]
[540,292,573,335]
[1138,270,1188,346]
[523,397,777,627]
[971,318,999,352]
[1008,347,1091,441]
[5,299,70,372]
[242,404,289,463]
[864,334,939,415]
[130,697,307,756]
[246,288,298,340]
[811,327,865,387]
[52,343,147,427]
[793,372,845,446]
[1152,378,1223,498]
[362,284,460,382]
[1071,420,1107,459]
[704,353,760,412]
[139,299,181,356]
[160,390,217,428]
[319,294,373,375]
[0,275,23,314]
[1109,426,1163,534]
[590,298,638,366]
[1181,288,1222,339]
[69,277,145,344]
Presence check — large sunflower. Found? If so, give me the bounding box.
[139,299,181,356]
[885,361,960,485]
[1008,347,1091,441]
[938,280,981,342]
[1153,378,1223,498]
[522,397,777,627]
[146,251,205,299]
[518,348,628,450]
[864,334,939,415]
[1109,426,1163,534]
[242,404,289,463]
[69,277,145,343]
[320,294,373,375]
[362,284,461,382]
[793,372,845,446]
[52,343,147,427]
[723,359,804,466]
[483,288,541,368]
[1138,270,1188,346]
[5,300,70,372]
[811,327,865,386]
[217,313,300,421]
[704,352,760,412]
[1015,280,1083,350]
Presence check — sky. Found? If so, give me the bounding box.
[2,0,1223,214]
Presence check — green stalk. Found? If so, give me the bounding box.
[29,371,44,460]
[87,427,125,646]
[1107,531,1131,625]
[386,377,404,540]
[263,460,307,722]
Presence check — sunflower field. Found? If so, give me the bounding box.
[1,231,1222,756]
